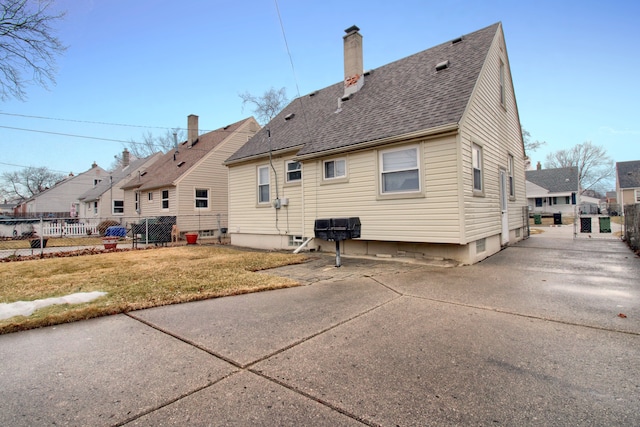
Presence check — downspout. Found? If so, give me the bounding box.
[267,129,281,233]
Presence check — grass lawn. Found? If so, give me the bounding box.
[0,246,306,334]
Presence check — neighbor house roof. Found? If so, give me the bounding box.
[616,160,640,189]
[525,167,579,193]
[78,154,161,202]
[226,23,500,164]
[122,117,253,191]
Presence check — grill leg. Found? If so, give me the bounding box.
[335,240,341,268]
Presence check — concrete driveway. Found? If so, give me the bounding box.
[1,233,638,426]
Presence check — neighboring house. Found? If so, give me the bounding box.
[77,149,162,221]
[1,202,17,216]
[616,160,640,212]
[121,115,260,236]
[605,191,619,215]
[526,166,579,215]
[224,23,527,265]
[14,163,108,217]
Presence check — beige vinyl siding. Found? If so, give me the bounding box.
[459,26,526,242]
[228,153,304,235]
[302,136,462,243]
[168,120,259,232]
[621,188,637,206]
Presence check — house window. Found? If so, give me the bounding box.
[148,192,153,201]
[472,144,483,192]
[195,188,209,209]
[93,201,98,215]
[112,200,124,215]
[508,154,515,197]
[94,179,102,187]
[134,192,139,212]
[379,146,420,194]
[565,196,571,204]
[636,190,640,203]
[162,190,169,209]
[286,161,302,182]
[323,159,346,180]
[258,166,270,204]
[499,60,505,106]
[535,198,542,207]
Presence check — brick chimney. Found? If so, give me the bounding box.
[187,114,198,147]
[122,148,130,167]
[343,25,364,98]
[536,161,542,170]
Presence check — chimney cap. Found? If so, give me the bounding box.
[344,25,360,34]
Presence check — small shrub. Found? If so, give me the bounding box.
[97,220,120,236]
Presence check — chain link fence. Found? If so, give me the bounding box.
[624,204,640,253]
[0,214,228,259]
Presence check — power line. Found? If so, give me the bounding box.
[0,112,211,133]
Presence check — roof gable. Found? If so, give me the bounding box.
[616,160,640,189]
[525,167,579,193]
[122,117,254,191]
[226,23,500,163]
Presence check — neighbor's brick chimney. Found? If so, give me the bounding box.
[122,148,130,167]
[188,114,199,147]
[536,161,542,170]
[343,25,364,98]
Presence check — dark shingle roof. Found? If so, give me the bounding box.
[525,167,579,193]
[226,23,500,163]
[122,117,252,191]
[616,160,640,188]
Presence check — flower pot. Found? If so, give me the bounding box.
[185,233,198,245]
[102,236,119,249]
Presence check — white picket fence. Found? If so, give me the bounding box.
[41,222,99,237]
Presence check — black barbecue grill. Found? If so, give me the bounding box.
[314,217,361,267]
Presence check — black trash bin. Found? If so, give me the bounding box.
[580,217,592,233]
[553,213,562,225]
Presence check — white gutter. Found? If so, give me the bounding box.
[293,237,314,254]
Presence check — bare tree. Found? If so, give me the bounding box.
[544,141,615,192]
[521,126,546,154]
[239,87,288,125]
[1,166,65,200]
[125,128,185,158]
[0,0,67,101]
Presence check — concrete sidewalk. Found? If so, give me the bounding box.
[1,235,639,426]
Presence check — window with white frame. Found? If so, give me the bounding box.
[258,166,270,204]
[508,154,515,197]
[636,190,640,203]
[93,201,98,215]
[112,200,124,215]
[134,192,139,212]
[161,190,169,209]
[379,146,420,194]
[286,161,302,182]
[472,144,483,192]
[195,188,209,208]
[323,158,346,180]
[148,192,153,201]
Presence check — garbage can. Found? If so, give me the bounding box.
[580,217,592,233]
[534,214,542,225]
[599,217,611,233]
[553,213,562,225]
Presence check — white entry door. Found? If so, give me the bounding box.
[499,169,510,245]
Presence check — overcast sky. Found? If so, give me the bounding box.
[1,0,638,188]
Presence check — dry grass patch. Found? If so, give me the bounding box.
[0,246,306,334]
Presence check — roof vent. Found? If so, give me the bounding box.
[285,113,295,121]
[223,125,230,130]
[363,69,373,76]
[451,36,463,45]
[340,94,352,102]
[436,60,450,71]
[140,171,147,177]
[189,138,198,148]
[177,161,185,167]
[309,90,319,97]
